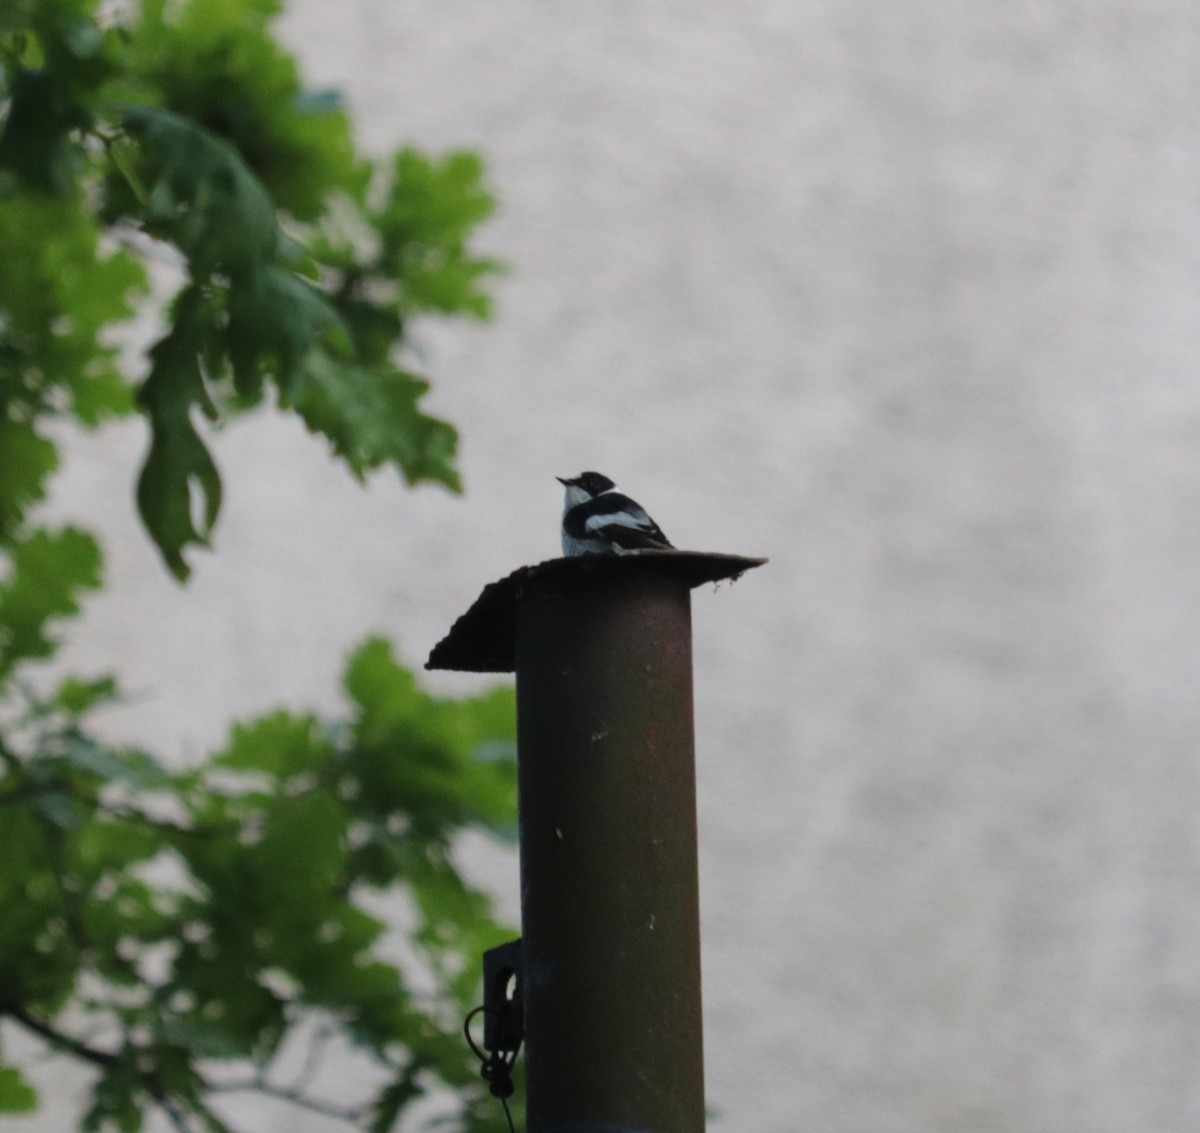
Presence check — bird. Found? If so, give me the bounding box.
[557,471,674,556]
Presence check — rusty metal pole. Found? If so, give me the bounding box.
[516,562,703,1133]
[427,552,764,1133]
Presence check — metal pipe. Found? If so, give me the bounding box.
[428,551,764,1133]
[515,562,704,1133]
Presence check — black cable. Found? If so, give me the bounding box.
[464,1004,520,1133]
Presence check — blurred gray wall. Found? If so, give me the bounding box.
[35,2,1200,1131]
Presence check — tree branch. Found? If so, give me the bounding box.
[3,1006,243,1133]
[206,1077,364,1125]
[1,1004,116,1067]
[155,1091,197,1133]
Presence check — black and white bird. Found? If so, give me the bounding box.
[557,471,674,556]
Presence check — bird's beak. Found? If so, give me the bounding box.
[556,476,572,486]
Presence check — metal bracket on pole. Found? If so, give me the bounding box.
[483,938,524,1055]
[464,938,524,1120]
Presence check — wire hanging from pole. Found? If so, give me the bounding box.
[464,1004,521,1133]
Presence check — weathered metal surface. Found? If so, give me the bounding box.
[515,562,706,1133]
[425,551,766,673]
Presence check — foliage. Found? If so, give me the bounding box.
[0,1,518,1131]
[0,637,517,1133]
[0,0,501,579]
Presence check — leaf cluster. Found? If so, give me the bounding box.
[0,472,520,1133]
[0,635,517,1133]
[0,2,519,1130]
[1,0,501,578]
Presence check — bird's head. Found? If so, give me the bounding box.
[556,471,615,497]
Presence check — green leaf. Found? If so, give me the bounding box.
[217,711,330,781]
[0,66,87,194]
[56,674,118,715]
[341,638,516,836]
[0,421,59,543]
[225,265,338,398]
[292,352,460,490]
[252,790,348,914]
[121,106,279,277]
[135,415,222,581]
[83,873,169,962]
[343,637,421,746]
[71,367,137,427]
[0,796,79,1003]
[124,0,368,221]
[135,286,222,581]
[375,148,499,320]
[0,525,102,679]
[167,934,289,1061]
[0,1065,37,1114]
[77,817,163,876]
[33,786,80,829]
[0,192,145,445]
[0,0,126,193]
[84,1056,144,1133]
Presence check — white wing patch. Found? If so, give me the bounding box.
[584,508,655,534]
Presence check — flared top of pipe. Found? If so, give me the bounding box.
[425,550,766,673]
